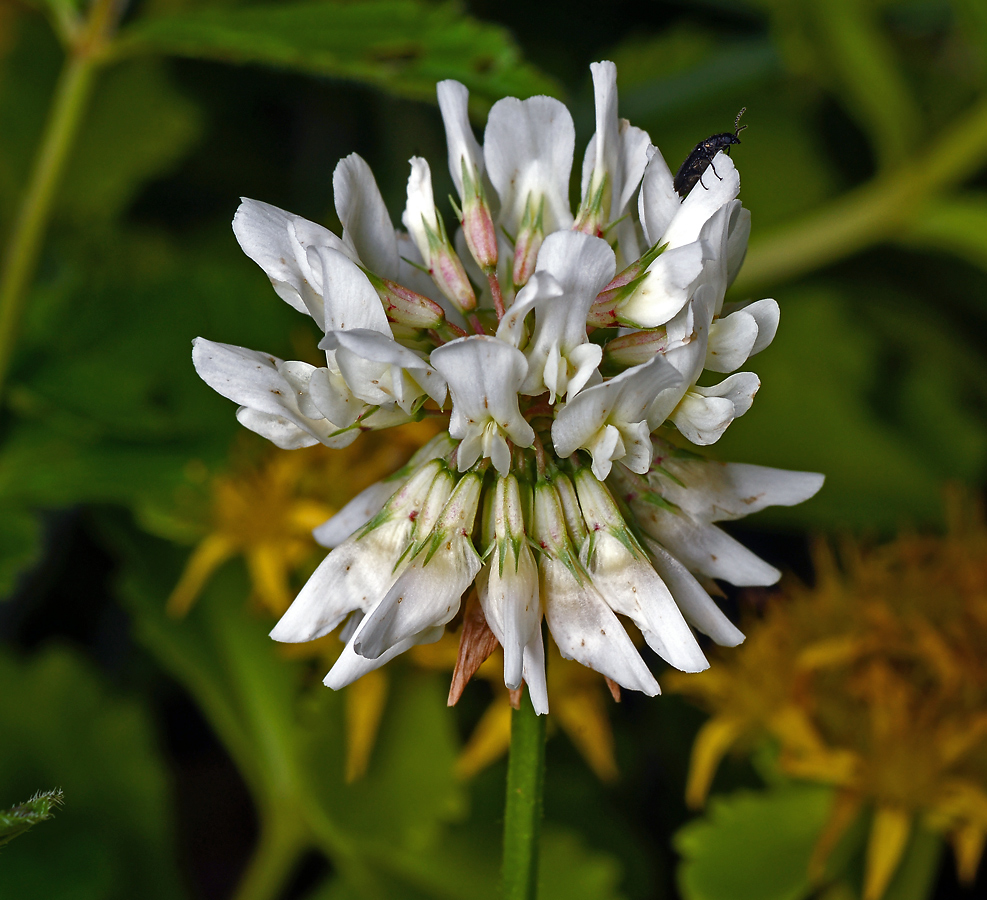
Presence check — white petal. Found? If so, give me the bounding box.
[553,352,680,461]
[484,95,575,234]
[726,206,751,287]
[743,298,780,356]
[696,371,760,417]
[496,270,564,349]
[647,282,718,429]
[633,502,781,586]
[617,242,704,328]
[705,311,759,373]
[235,408,321,449]
[586,532,708,672]
[323,624,444,689]
[323,328,447,406]
[232,199,350,319]
[642,538,745,646]
[521,231,615,396]
[660,152,740,250]
[270,540,394,643]
[522,628,549,715]
[354,537,482,659]
[542,557,659,695]
[477,545,541,690]
[638,145,680,246]
[670,392,736,445]
[333,153,400,278]
[308,366,364,428]
[437,79,485,198]
[318,247,390,334]
[313,479,400,548]
[653,459,825,523]
[431,336,534,452]
[401,156,440,262]
[192,338,334,441]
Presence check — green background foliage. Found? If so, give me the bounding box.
[1,1,985,898]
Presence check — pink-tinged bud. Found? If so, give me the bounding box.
[532,480,569,556]
[512,194,545,289]
[432,246,477,313]
[573,171,608,237]
[363,270,445,328]
[460,161,498,273]
[587,241,666,327]
[602,328,668,370]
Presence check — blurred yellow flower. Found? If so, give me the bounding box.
[668,492,987,899]
[167,420,442,617]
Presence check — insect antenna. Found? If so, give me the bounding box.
[734,107,748,137]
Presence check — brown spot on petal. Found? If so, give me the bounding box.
[509,685,523,710]
[605,677,621,703]
[448,590,499,706]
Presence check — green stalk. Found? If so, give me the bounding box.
[502,692,547,900]
[733,94,987,293]
[0,0,121,400]
[230,810,307,900]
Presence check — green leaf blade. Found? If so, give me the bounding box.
[115,1,559,107]
[0,789,63,848]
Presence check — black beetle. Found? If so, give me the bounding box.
[673,108,747,197]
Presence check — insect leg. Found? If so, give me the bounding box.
[709,158,723,182]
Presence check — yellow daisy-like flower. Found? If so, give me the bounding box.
[167,420,442,617]
[668,492,987,899]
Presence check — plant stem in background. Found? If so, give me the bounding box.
[0,0,122,401]
[734,94,987,293]
[230,810,306,900]
[502,692,547,900]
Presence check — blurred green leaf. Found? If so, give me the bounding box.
[0,789,63,849]
[0,647,185,899]
[675,783,834,900]
[808,0,921,169]
[902,193,987,271]
[714,286,987,528]
[59,60,203,224]
[0,504,42,599]
[114,0,558,108]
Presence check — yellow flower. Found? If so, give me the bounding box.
[167,420,442,617]
[668,491,987,899]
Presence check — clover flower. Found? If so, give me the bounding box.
[192,60,823,714]
[669,493,987,899]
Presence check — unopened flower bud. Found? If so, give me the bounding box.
[573,171,609,237]
[602,328,669,370]
[461,160,499,273]
[363,270,445,329]
[532,479,570,557]
[587,241,665,327]
[512,194,546,289]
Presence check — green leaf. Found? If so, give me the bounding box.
[714,287,987,529]
[114,1,558,108]
[0,504,42,600]
[902,194,987,272]
[59,59,203,224]
[0,789,63,849]
[675,783,835,900]
[0,647,185,899]
[808,0,921,169]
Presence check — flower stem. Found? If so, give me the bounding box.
[0,0,121,400]
[502,691,546,900]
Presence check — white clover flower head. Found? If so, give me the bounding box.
[192,61,824,714]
